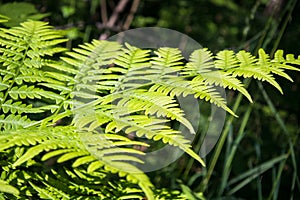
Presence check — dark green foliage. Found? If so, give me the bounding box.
[0,2,49,27]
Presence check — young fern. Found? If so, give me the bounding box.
[0,20,300,199]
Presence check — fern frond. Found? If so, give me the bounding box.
[9,85,64,103]
[0,126,155,199]
[110,43,151,91]
[185,49,253,102]
[14,68,45,84]
[0,20,70,130]
[150,78,236,116]
[43,167,147,199]
[150,47,184,79]
[189,81,237,117]
[183,48,215,75]
[63,40,122,99]
[75,104,204,166]
[66,42,205,168]
[257,49,292,83]
[29,181,70,200]
[152,47,184,67]
[97,89,195,134]
[229,66,280,89]
[285,53,300,65]
[2,100,38,114]
[225,50,283,93]
[0,114,32,130]
[192,71,253,102]
[271,49,300,79]
[0,180,19,195]
[215,50,239,70]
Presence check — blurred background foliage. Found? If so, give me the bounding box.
[0,0,299,199]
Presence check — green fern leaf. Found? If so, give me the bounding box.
[271,50,300,78]
[15,68,45,84]
[225,49,283,93]
[12,141,62,167]
[110,43,151,91]
[192,71,253,102]
[57,151,90,163]
[0,76,9,91]
[152,47,184,68]
[228,65,283,93]
[64,40,122,102]
[0,180,19,195]
[0,114,32,130]
[183,48,215,75]
[87,160,104,173]
[2,100,38,114]
[285,54,300,65]
[215,50,239,70]
[0,126,155,199]
[257,49,293,81]
[100,89,195,134]
[257,48,270,67]
[72,155,97,168]
[41,149,75,161]
[29,181,68,200]
[150,78,236,116]
[9,85,65,102]
[0,20,70,131]
[150,47,184,81]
